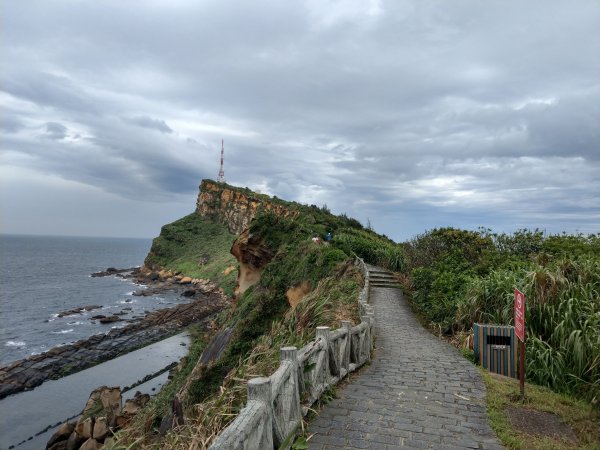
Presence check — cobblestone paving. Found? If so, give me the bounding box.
[308,281,503,449]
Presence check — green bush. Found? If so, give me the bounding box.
[402,228,600,406]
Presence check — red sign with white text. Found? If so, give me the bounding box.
[514,288,525,342]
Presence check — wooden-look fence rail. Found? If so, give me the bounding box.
[209,258,374,450]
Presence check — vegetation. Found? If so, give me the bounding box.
[144,213,238,296]
[482,370,600,449]
[110,183,385,449]
[401,228,600,407]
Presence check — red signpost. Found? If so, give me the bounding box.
[514,288,526,397]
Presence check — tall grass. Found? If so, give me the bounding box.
[333,228,406,272]
[403,228,600,407]
[456,258,600,405]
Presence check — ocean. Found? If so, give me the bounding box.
[0,234,186,366]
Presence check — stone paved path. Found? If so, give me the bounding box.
[308,270,503,450]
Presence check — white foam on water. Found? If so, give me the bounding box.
[51,329,74,334]
[5,341,26,347]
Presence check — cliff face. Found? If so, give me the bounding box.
[196,180,296,235]
[196,180,300,296]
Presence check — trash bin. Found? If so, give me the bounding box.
[473,324,517,378]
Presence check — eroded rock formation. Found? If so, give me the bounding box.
[230,228,274,296]
[196,180,297,234]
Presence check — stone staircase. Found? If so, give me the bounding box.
[368,267,401,288]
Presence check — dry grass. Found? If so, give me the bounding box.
[108,264,362,450]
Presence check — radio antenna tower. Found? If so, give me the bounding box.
[217,139,225,183]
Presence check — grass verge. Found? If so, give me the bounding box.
[481,370,600,450]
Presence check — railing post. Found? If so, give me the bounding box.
[361,316,371,362]
[247,377,273,449]
[280,346,301,429]
[341,321,352,375]
[315,326,331,395]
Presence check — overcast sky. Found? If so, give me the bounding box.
[1,0,598,241]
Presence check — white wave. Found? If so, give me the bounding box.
[67,321,85,326]
[5,340,26,347]
[51,329,74,334]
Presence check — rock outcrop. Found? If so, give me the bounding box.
[0,280,228,399]
[230,227,275,296]
[46,386,136,450]
[196,180,298,234]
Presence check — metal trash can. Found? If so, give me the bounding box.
[473,324,517,378]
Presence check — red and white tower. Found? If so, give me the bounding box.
[217,139,225,183]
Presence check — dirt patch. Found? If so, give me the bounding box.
[506,405,578,443]
[222,265,236,276]
[286,281,311,309]
[235,262,262,297]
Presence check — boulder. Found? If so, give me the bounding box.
[99,315,122,324]
[181,289,196,297]
[75,417,93,439]
[148,272,160,281]
[66,431,85,450]
[83,305,102,311]
[122,392,150,415]
[79,438,100,450]
[48,441,68,450]
[100,386,122,424]
[92,416,108,441]
[179,276,193,284]
[46,421,75,449]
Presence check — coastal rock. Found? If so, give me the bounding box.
[1,285,228,400]
[179,276,193,284]
[99,315,122,324]
[92,416,108,441]
[79,438,100,450]
[75,417,93,439]
[99,386,122,424]
[66,431,85,450]
[182,289,196,297]
[48,442,68,450]
[90,267,137,278]
[196,179,298,234]
[122,392,150,415]
[57,305,102,318]
[46,421,75,449]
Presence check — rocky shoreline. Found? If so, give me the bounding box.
[0,269,231,400]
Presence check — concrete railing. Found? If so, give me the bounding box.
[209,258,375,450]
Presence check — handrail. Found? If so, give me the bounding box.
[209,257,374,450]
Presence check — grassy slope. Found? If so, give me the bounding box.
[144,213,238,296]
[111,190,400,449]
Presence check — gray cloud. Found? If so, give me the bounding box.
[0,0,598,239]
[45,122,68,140]
[129,116,173,134]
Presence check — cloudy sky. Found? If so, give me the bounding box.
[1,0,598,241]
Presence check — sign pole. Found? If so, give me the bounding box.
[514,288,526,399]
[519,339,525,398]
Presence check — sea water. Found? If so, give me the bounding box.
[0,234,189,365]
[0,234,197,449]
